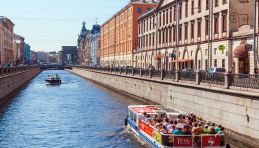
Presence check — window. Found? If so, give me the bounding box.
[214,59,217,67]
[185,1,188,17]
[179,3,182,19]
[214,48,217,55]
[222,13,227,32]
[205,17,209,36]
[169,29,172,42]
[191,0,194,15]
[198,0,201,13]
[205,49,208,55]
[179,25,182,41]
[191,21,195,39]
[205,59,208,70]
[170,8,172,23]
[197,19,201,37]
[166,10,168,24]
[222,59,225,68]
[173,27,176,42]
[163,11,165,25]
[215,0,219,7]
[206,0,209,10]
[137,7,142,13]
[174,6,176,21]
[223,0,227,4]
[185,23,188,40]
[214,15,219,33]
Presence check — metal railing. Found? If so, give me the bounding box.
[74,66,259,90]
[164,70,176,80]
[142,69,150,77]
[200,72,225,86]
[152,70,161,78]
[179,71,196,82]
[231,74,259,89]
[0,66,38,76]
[134,68,141,76]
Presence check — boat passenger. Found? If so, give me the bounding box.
[159,125,168,134]
[145,115,152,123]
[214,125,222,132]
[204,125,211,134]
[192,123,204,135]
[166,121,174,132]
[163,118,170,127]
[216,127,225,136]
[141,112,147,121]
[209,127,217,134]
[152,114,158,122]
[172,126,183,135]
[182,125,192,135]
[176,115,182,122]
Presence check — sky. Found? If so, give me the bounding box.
[0,0,129,52]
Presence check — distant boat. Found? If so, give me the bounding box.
[45,74,61,85]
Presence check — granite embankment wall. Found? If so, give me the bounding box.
[70,67,259,141]
[0,67,40,105]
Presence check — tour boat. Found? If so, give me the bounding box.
[127,105,225,148]
[45,74,61,85]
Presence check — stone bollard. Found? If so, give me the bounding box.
[224,72,231,89]
[196,70,201,85]
[125,68,128,75]
[149,69,152,78]
[161,69,164,80]
[140,69,143,77]
[132,68,134,76]
[175,70,180,82]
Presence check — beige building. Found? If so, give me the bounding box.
[0,16,15,66]
[12,34,25,65]
[135,0,258,74]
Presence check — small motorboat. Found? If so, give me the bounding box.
[45,74,61,85]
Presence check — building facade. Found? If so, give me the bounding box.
[0,16,14,66]
[61,46,78,65]
[90,24,101,66]
[100,0,158,67]
[12,34,25,65]
[135,0,259,74]
[78,22,90,65]
[24,43,31,64]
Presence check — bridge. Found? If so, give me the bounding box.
[39,65,72,70]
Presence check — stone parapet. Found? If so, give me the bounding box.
[70,67,259,145]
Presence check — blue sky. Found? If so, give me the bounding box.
[0,0,129,52]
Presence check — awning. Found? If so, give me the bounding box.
[172,58,193,63]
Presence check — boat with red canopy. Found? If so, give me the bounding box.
[127,105,225,148]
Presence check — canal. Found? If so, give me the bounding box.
[0,70,146,147]
[0,70,248,148]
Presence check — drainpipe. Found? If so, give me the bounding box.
[176,0,179,70]
[254,0,258,72]
[208,0,213,68]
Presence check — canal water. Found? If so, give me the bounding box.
[0,70,247,148]
[0,70,147,148]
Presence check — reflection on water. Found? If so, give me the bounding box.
[0,70,146,148]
